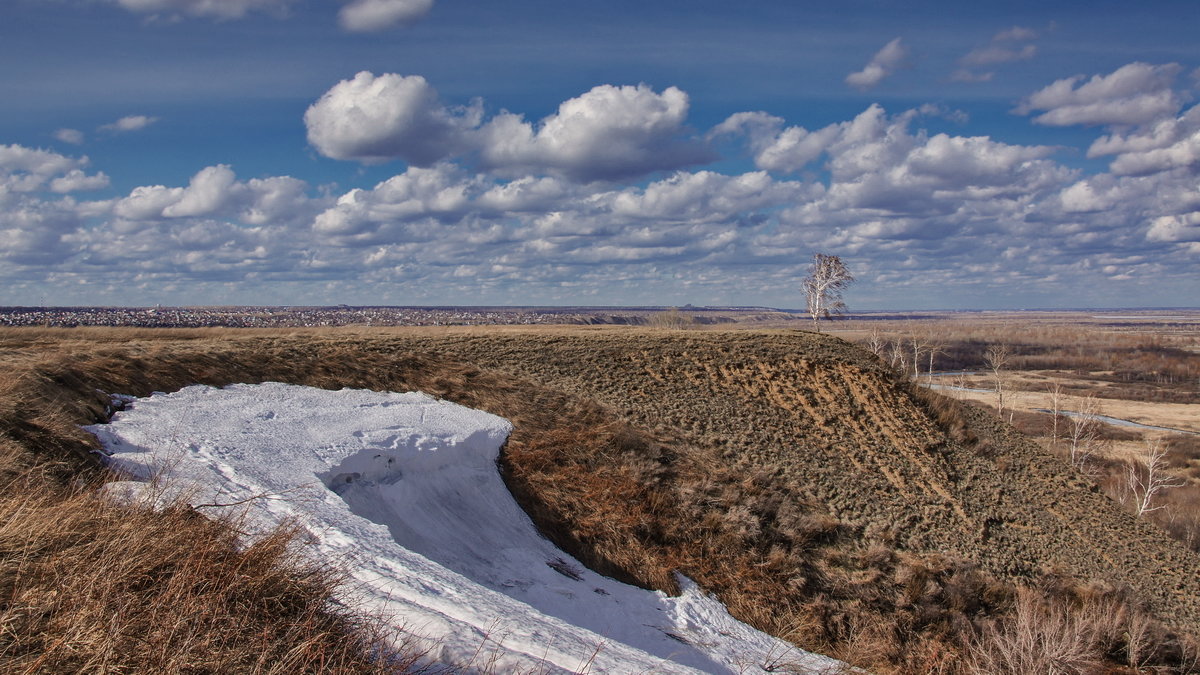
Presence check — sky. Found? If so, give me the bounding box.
[1,0,1198,309]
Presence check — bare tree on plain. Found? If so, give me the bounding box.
[983,343,1011,416]
[906,326,937,381]
[802,254,855,332]
[1066,395,1104,470]
[925,338,946,386]
[1048,382,1064,451]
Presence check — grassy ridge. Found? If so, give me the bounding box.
[1,326,1198,672]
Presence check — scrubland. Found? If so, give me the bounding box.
[829,312,1200,558]
[1,323,1199,673]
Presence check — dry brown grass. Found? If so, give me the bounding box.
[0,468,410,674]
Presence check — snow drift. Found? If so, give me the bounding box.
[88,382,839,674]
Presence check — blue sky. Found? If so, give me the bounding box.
[1,0,1198,309]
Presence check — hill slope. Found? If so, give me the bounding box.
[2,326,1197,671]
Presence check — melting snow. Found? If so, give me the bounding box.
[88,382,841,674]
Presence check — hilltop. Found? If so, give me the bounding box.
[1,325,1197,672]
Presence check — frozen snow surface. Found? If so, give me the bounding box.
[88,383,842,674]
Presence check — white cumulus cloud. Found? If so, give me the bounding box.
[163,164,240,217]
[478,84,713,182]
[304,72,479,165]
[1086,103,1200,175]
[305,74,711,182]
[50,169,112,193]
[1147,211,1200,243]
[1017,62,1183,127]
[112,164,318,225]
[711,111,840,173]
[845,38,909,90]
[0,144,109,195]
[313,164,479,236]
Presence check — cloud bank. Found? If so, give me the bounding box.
[4,61,1197,307]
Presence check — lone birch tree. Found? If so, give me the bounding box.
[1066,395,1103,469]
[803,253,855,332]
[983,343,1011,416]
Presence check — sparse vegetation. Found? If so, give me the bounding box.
[1,325,1198,673]
[843,314,1200,565]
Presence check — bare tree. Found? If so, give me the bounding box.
[1066,395,1104,470]
[908,331,927,381]
[906,326,939,382]
[1048,382,1064,451]
[983,344,1011,416]
[802,253,855,332]
[925,338,946,386]
[867,328,886,359]
[1126,438,1183,517]
[888,337,907,374]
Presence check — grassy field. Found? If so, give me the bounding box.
[2,323,1199,673]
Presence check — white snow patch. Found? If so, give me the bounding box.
[87,382,841,674]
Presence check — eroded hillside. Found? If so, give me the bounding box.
[440,332,1195,578]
